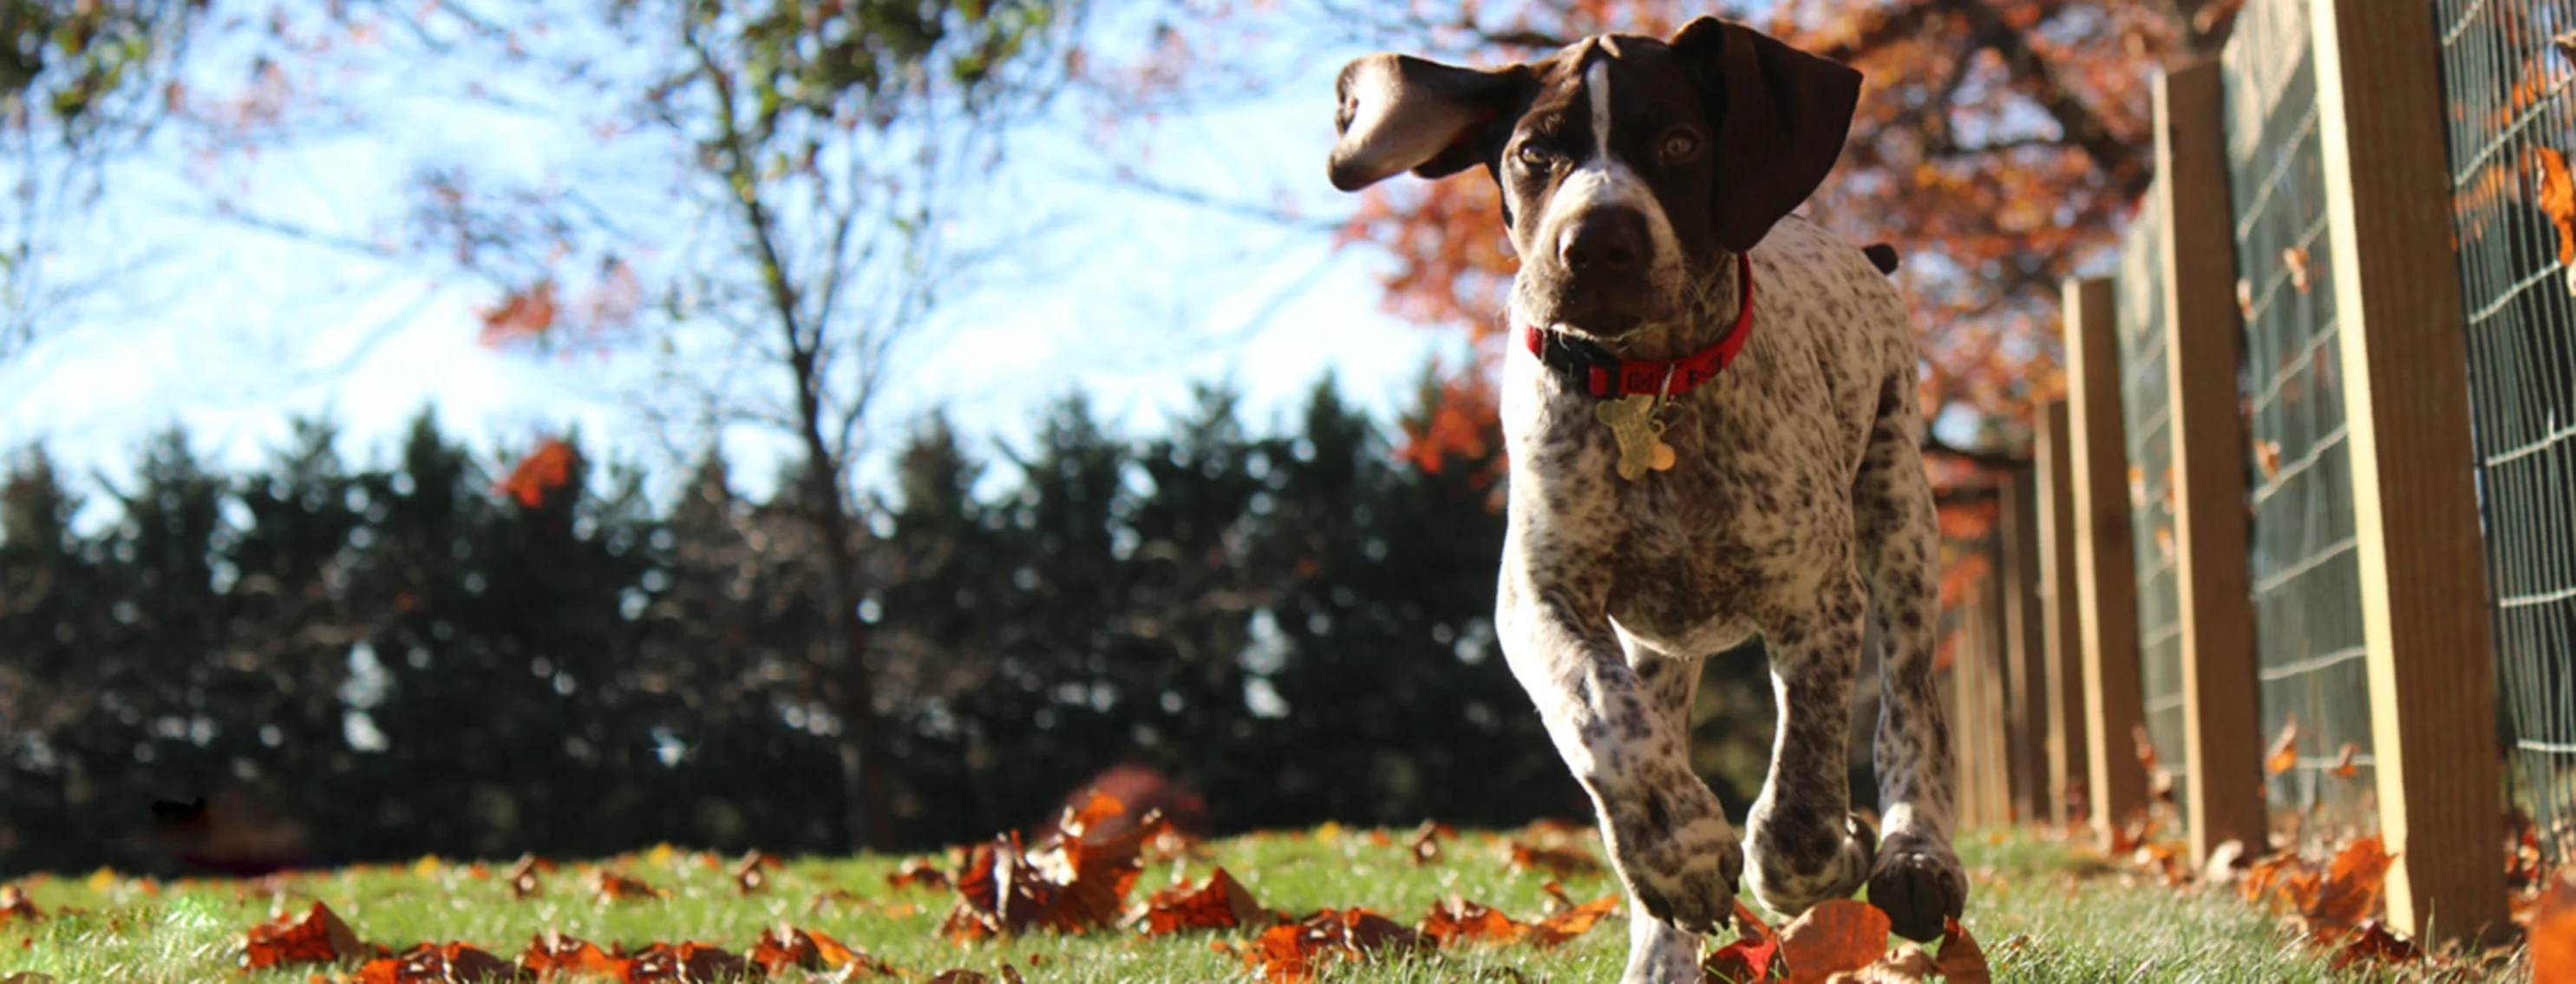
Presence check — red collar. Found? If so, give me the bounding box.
[1522,252,1755,400]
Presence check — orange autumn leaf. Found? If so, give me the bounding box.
[1406,820,1454,866]
[351,942,517,984]
[2303,836,2396,936]
[729,850,775,896]
[2265,714,2301,777]
[2329,742,2361,779]
[1139,867,1268,935]
[2533,874,2576,984]
[2536,148,2576,266]
[0,885,38,921]
[1936,917,1991,984]
[519,929,623,978]
[745,924,899,977]
[939,799,1167,940]
[2256,439,2283,482]
[496,438,579,508]
[1701,899,1781,983]
[619,941,745,983]
[592,869,662,902]
[886,857,949,890]
[241,901,367,970]
[1776,899,1891,984]
[1507,842,1603,878]
[1415,897,1525,948]
[1522,893,1618,948]
[2325,919,2422,971]
[479,279,560,347]
[1241,909,1429,984]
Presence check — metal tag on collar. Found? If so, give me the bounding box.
[1598,364,1680,482]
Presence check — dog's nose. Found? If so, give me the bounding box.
[1558,210,1648,274]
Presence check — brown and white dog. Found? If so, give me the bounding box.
[1327,17,1964,981]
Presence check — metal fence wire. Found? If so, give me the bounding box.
[2220,0,2377,845]
[2437,0,2576,862]
[2115,195,2191,823]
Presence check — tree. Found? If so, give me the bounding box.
[1,0,204,364]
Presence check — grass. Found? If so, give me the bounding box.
[0,824,2468,982]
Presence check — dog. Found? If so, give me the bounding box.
[1326,17,1964,981]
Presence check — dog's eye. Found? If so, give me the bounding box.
[1659,131,1702,163]
[1517,141,1561,168]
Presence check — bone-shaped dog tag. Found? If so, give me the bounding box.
[1595,395,1674,482]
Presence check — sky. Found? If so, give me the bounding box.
[0,5,1466,512]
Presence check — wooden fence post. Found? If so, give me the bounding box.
[2154,61,2269,867]
[2309,0,2509,945]
[2036,399,2089,827]
[2063,276,2148,850]
[2001,464,2049,823]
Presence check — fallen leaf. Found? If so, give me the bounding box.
[746,923,899,976]
[351,942,517,983]
[2329,743,2360,779]
[2537,148,2576,266]
[1934,917,1989,984]
[1138,867,1269,935]
[1777,899,1890,984]
[1702,899,1782,983]
[2326,919,2421,970]
[2256,440,2282,482]
[621,941,745,983]
[1417,897,1525,947]
[0,885,37,921]
[2265,715,2300,777]
[1408,820,1454,866]
[2302,836,2395,936]
[519,929,623,978]
[2236,279,2254,319]
[940,803,1168,940]
[886,858,949,891]
[592,871,662,902]
[1824,941,1933,982]
[2532,873,2576,984]
[1507,842,1602,877]
[1242,909,1429,983]
[1523,894,1618,948]
[925,973,990,984]
[241,901,366,970]
[729,851,775,896]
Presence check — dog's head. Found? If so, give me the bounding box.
[1327,19,1860,341]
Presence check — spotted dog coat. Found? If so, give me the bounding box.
[1328,18,1965,982]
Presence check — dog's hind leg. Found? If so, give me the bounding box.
[1742,567,1879,918]
[1618,641,1711,984]
[1852,371,1969,941]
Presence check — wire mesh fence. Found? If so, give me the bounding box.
[2219,0,2377,846]
[2115,194,2190,822]
[2437,0,2576,862]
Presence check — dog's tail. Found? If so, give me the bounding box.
[1862,243,1900,276]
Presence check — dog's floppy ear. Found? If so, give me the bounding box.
[1668,17,1861,252]
[1328,54,1528,192]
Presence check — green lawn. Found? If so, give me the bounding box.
[0,825,2495,982]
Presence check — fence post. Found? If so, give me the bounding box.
[2154,60,2269,867]
[2309,0,2509,945]
[2063,276,2148,850]
[2036,399,2089,827]
[2001,464,2049,823]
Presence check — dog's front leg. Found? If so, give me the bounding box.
[1498,570,1740,975]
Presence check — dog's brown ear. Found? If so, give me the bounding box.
[1668,17,1861,252]
[1328,54,1528,192]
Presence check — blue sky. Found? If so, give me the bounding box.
[0,8,1465,509]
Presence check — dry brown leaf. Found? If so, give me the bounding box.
[240,900,367,970]
[1417,896,1525,947]
[592,870,662,902]
[2328,742,2361,779]
[886,858,949,891]
[621,941,745,983]
[2282,246,2311,293]
[350,942,517,984]
[2325,919,2421,971]
[519,929,624,979]
[2265,715,2300,777]
[2302,836,2395,936]
[1138,867,1269,935]
[746,923,899,977]
[1523,894,1619,948]
[1241,909,1429,983]
[1935,917,1989,983]
[1778,899,1891,984]
[1507,842,1602,877]
[0,884,38,921]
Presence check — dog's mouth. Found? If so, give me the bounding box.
[1520,286,1666,339]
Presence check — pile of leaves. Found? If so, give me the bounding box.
[1700,899,1987,984]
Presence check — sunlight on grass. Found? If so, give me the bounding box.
[0,826,2410,982]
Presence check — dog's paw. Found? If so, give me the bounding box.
[1744,810,1877,916]
[1867,836,1966,942]
[1601,786,1742,935]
